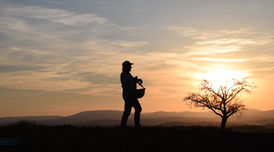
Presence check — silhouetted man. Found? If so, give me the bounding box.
[120,60,142,128]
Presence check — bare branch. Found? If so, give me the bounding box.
[226,86,245,104]
[207,106,223,117]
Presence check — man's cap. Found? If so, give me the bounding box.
[122,60,133,67]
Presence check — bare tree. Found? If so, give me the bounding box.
[184,79,253,131]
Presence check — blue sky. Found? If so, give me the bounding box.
[1,0,274,116]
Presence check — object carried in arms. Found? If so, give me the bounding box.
[136,82,145,98]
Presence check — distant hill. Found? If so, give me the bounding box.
[1,109,274,127]
[41,110,123,126]
[0,116,61,125]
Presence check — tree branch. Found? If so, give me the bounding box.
[226,86,244,103]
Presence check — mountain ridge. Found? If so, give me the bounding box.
[1,109,274,127]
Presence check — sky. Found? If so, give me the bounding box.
[0,0,274,117]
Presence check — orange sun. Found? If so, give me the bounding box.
[196,68,248,91]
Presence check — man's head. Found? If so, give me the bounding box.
[122,60,133,72]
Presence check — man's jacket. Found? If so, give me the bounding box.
[120,71,137,99]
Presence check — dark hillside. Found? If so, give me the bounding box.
[0,122,273,152]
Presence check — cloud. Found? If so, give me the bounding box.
[0,71,90,91]
[169,26,274,57]
[196,38,270,45]
[2,5,107,25]
[0,4,137,93]
[77,84,121,96]
[244,55,274,76]
[0,5,110,43]
[191,58,248,62]
[166,26,274,87]
[185,45,240,55]
[53,14,107,26]
[0,65,44,72]
[168,26,199,38]
[111,40,148,48]
[76,72,119,85]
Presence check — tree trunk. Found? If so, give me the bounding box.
[220,116,228,132]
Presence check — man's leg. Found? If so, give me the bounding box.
[132,99,142,127]
[120,101,132,128]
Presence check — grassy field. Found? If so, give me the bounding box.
[0,122,274,152]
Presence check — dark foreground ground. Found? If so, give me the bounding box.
[1,122,274,152]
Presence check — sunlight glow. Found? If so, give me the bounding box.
[196,68,248,91]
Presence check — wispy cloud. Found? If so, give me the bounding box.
[185,45,240,55]
[169,26,273,56]
[111,40,148,48]
[0,71,90,91]
[167,26,274,84]
[196,38,270,45]
[0,4,147,93]
[191,58,248,62]
[5,6,108,26]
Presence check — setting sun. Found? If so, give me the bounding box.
[196,68,249,91]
